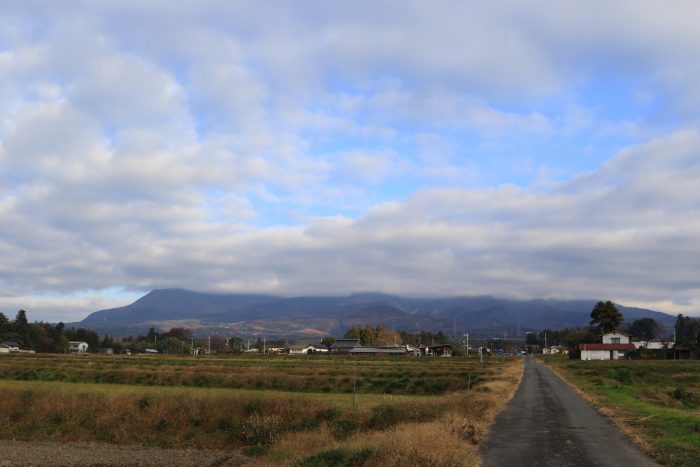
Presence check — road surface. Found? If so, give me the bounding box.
[481,357,659,467]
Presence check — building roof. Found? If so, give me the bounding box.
[306,344,328,349]
[330,339,360,349]
[350,347,408,354]
[578,343,636,351]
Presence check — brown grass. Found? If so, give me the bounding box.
[259,358,525,466]
[0,356,525,466]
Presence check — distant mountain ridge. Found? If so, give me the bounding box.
[74,289,677,338]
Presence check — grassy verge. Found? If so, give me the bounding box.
[547,359,700,466]
[0,354,524,465]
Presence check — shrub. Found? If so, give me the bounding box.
[241,414,283,445]
[154,418,168,431]
[450,415,480,445]
[137,397,150,411]
[366,405,404,430]
[612,368,633,384]
[331,418,360,440]
[315,407,341,422]
[244,399,265,416]
[671,387,693,402]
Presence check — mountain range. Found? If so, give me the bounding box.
[73,289,677,339]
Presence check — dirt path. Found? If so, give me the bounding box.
[481,357,659,467]
[0,440,247,466]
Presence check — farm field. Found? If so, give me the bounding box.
[547,359,700,467]
[0,353,523,465]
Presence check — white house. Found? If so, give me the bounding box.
[305,344,328,353]
[289,344,329,355]
[0,341,21,353]
[68,341,89,353]
[602,332,631,344]
[579,333,634,360]
[633,340,674,350]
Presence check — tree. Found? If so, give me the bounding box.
[628,318,659,341]
[674,314,700,347]
[590,301,623,334]
[12,309,30,344]
[167,327,192,341]
[321,336,335,347]
[0,312,9,334]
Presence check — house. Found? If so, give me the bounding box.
[579,333,635,360]
[672,344,698,360]
[288,344,308,355]
[602,332,631,344]
[349,345,420,357]
[545,345,569,355]
[68,341,89,353]
[305,344,328,354]
[421,344,453,357]
[0,341,21,353]
[632,340,674,350]
[329,338,361,353]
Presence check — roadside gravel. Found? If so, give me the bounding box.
[0,440,247,466]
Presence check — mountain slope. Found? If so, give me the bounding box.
[74,289,677,338]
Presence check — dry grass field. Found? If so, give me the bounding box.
[0,353,523,466]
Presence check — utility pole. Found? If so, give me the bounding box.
[352,361,357,411]
[208,335,211,354]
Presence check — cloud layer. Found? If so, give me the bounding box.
[1,1,699,320]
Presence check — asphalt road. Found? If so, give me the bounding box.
[481,357,660,467]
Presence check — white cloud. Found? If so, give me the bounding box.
[1,1,699,321]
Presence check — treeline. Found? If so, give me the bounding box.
[526,313,700,358]
[0,310,99,352]
[343,325,448,346]
[0,309,287,354]
[675,314,700,348]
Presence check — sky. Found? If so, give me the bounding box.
[1,0,699,322]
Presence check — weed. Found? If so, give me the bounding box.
[244,399,265,415]
[49,411,64,425]
[671,387,693,402]
[331,418,360,440]
[292,447,373,467]
[241,414,283,445]
[154,418,168,431]
[188,417,202,429]
[315,407,341,422]
[137,396,150,411]
[366,404,404,429]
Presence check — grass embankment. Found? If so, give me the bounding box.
[0,354,524,466]
[547,359,700,467]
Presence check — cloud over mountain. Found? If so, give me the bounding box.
[0,1,699,320]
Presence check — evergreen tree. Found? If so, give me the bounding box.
[12,310,30,345]
[589,301,623,334]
